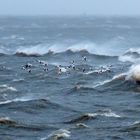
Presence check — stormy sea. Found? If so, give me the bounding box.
[1,16,140,140]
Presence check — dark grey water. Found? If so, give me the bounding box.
[0,16,140,140]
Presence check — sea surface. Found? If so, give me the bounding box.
[0,16,140,140]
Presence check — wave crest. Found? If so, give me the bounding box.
[119,48,140,63]
[0,41,125,57]
[41,129,71,140]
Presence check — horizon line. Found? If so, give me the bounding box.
[0,14,140,18]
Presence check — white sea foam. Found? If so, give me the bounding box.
[0,95,50,105]
[81,111,121,119]
[95,110,121,118]
[92,79,113,88]
[119,48,140,63]
[12,41,127,56]
[16,44,50,55]
[0,97,34,105]
[119,55,136,63]
[41,129,71,140]
[75,123,89,128]
[0,117,10,120]
[89,64,140,85]
[12,79,24,82]
[132,121,140,125]
[100,111,121,118]
[125,64,140,82]
[0,39,132,57]
[0,84,17,92]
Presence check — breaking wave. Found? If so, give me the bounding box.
[65,110,121,124]
[119,48,140,63]
[15,43,123,56]
[0,41,127,57]
[41,129,71,140]
[125,64,140,82]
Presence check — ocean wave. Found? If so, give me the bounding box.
[0,97,75,114]
[75,123,89,128]
[73,72,129,92]
[65,113,96,124]
[41,129,71,140]
[0,41,125,57]
[15,52,42,57]
[0,84,17,92]
[98,110,121,118]
[119,48,140,63]
[89,64,140,89]
[66,110,120,124]
[125,64,140,83]
[93,73,135,91]
[98,64,140,86]
[15,50,117,60]
[0,47,11,55]
[73,73,126,91]
[0,96,48,106]
[0,117,17,126]
[120,121,140,132]
[0,97,33,105]
[0,116,50,131]
[92,64,140,86]
[12,78,25,83]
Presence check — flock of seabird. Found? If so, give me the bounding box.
[22,56,112,75]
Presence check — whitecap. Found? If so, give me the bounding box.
[92,79,113,88]
[0,97,33,105]
[12,79,24,82]
[41,129,71,140]
[95,109,121,118]
[119,48,140,63]
[119,55,136,63]
[132,121,140,125]
[88,111,121,118]
[0,96,50,105]
[75,123,89,128]
[0,84,17,92]
[100,111,121,118]
[14,41,126,57]
[125,64,140,82]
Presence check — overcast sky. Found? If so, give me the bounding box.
[0,0,140,16]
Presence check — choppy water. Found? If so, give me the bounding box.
[1,16,140,140]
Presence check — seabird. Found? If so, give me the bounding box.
[83,56,87,61]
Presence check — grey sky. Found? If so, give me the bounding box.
[0,0,140,16]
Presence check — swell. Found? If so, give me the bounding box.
[0,117,54,131]
[0,97,78,114]
[120,121,140,133]
[72,71,138,92]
